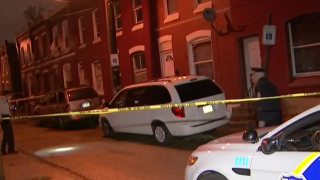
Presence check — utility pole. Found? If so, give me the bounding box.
[106,0,121,95]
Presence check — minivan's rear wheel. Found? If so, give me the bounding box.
[152,124,172,145]
[101,119,114,137]
[35,113,44,127]
[58,117,69,130]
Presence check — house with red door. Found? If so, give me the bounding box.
[106,0,320,118]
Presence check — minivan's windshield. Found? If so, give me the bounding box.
[174,79,223,103]
[67,87,99,102]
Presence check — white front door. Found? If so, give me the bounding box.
[251,151,319,180]
[243,36,262,90]
[161,50,175,77]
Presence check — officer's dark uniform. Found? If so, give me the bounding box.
[0,92,17,155]
[253,68,282,127]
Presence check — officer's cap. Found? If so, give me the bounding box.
[251,67,265,73]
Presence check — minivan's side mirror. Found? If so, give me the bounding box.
[104,102,109,108]
[261,137,278,155]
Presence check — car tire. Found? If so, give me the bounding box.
[152,124,172,145]
[200,172,228,180]
[101,119,114,137]
[35,113,44,127]
[58,117,69,130]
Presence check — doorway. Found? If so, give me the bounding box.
[242,36,262,91]
[160,50,175,77]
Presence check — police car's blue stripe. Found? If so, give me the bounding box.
[302,156,320,180]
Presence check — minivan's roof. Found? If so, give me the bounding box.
[45,85,93,94]
[124,75,211,89]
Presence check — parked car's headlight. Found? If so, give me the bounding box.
[187,155,198,166]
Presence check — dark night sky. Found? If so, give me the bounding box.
[0,0,63,44]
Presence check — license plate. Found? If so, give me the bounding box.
[203,105,213,113]
[82,102,90,108]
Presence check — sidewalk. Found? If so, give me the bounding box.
[2,152,80,180]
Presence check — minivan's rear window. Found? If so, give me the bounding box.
[174,79,223,103]
[67,87,99,101]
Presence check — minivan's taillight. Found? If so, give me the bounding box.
[171,106,185,118]
[65,104,71,112]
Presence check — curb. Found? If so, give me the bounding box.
[15,147,99,180]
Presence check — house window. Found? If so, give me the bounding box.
[92,9,101,39]
[289,14,320,76]
[34,38,40,62]
[42,34,48,58]
[27,74,34,96]
[62,20,69,49]
[43,71,50,93]
[20,47,25,65]
[132,52,147,83]
[53,68,60,88]
[114,2,122,31]
[132,0,143,24]
[36,72,41,92]
[191,39,214,79]
[91,60,103,93]
[27,43,32,63]
[62,63,72,88]
[78,62,86,85]
[53,26,58,46]
[165,0,177,15]
[78,17,85,44]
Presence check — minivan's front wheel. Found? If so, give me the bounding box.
[101,119,114,137]
[152,124,172,145]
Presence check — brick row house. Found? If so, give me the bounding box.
[15,0,113,108]
[106,0,320,116]
[13,0,320,115]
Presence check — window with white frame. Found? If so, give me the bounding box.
[165,0,177,15]
[114,1,122,31]
[20,47,25,65]
[42,34,48,58]
[91,60,103,92]
[289,14,320,76]
[92,9,101,39]
[27,43,32,63]
[78,17,85,44]
[78,62,86,85]
[62,63,72,88]
[62,20,69,49]
[131,51,147,83]
[132,0,143,24]
[53,26,58,47]
[191,39,214,79]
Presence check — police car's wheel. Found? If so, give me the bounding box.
[153,124,172,145]
[101,119,114,137]
[200,172,227,180]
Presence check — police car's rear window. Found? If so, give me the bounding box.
[174,79,223,103]
[67,87,99,102]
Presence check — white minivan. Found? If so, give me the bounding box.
[99,75,231,144]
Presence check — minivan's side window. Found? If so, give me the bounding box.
[48,93,57,104]
[58,92,66,103]
[126,87,147,107]
[109,90,128,108]
[146,86,171,105]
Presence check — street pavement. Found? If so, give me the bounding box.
[5,119,247,180]
[3,150,81,180]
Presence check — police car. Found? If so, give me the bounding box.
[185,104,320,180]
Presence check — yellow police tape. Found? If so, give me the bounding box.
[3,91,320,120]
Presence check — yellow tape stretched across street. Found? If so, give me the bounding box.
[2,91,320,120]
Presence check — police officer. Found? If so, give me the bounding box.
[0,91,17,155]
[251,67,282,127]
